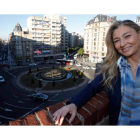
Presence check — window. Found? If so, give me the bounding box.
[102,53,104,56]
[102,42,104,46]
[103,32,105,36]
[102,47,104,51]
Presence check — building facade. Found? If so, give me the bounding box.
[68,32,84,48]
[136,16,140,26]
[84,14,116,63]
[9,23,34,63]
[27,14,68,54]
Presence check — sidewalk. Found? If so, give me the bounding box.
[75,57,96,67]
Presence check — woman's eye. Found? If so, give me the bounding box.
[125,35,131,38]
[114,40,119,43]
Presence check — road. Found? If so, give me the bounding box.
[0,63,95,125]
[0,46,96,125]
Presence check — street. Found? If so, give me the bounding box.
[0,63,92,125]
[0,45,96,125]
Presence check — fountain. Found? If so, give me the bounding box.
[34,68,72,82]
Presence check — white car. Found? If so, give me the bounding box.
[91,66,96,70]
[55,62,61,64]
[76,63,82,66]
[29,63,37,66]
[0,76,5,83]
[83,66,90,70]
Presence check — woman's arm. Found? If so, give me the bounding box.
[66,73,104,109]
[53,73,104,125]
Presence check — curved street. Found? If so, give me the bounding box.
[0,63,95,125]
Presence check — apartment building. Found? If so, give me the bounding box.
[9,23,34,63]
[68,32,84,48]
[84,14,116,63]
[27,14,68,53]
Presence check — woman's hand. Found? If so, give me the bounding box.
[53,103,77,126]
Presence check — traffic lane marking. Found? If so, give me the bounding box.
[19,101,48,119]
[3,102,34,110]
[48,94,58,101]
[0,115,15,121]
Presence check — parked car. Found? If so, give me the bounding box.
[83,65,90,70]
[0,76,5,83]
[55,62,61,64]
[31,93,48,101]
[76,63,82,66]
[39,62,46,65]
[1,64,10,68]
[48,61,55,64]
[91,66,96,70]
[29,63,37,66]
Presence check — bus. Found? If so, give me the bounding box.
[56,59,73,65]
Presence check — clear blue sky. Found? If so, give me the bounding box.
[0,14,139,40]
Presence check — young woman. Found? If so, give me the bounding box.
[53,20,140,125]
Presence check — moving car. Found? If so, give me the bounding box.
[29,63,37,66]
[83,65,90,70]
[76,63,82,66]
[31,93,48,101]
[0,76,5,83]
[91,66,96,70]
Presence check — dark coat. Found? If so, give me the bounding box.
[67,70,122,125]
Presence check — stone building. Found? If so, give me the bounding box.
[68,32,84,48]
[0,37,2,48]
[136,16,140,26]
[84,14,116,63]
[9,23,34,63]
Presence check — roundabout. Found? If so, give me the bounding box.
[17,66,90,93]
[35,68,72,82]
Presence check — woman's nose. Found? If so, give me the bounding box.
[120,39,126,47]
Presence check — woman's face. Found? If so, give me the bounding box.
[113,25,140,58]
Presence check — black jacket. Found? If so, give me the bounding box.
[67,71,122,125]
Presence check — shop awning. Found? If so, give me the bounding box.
[34,51,42,53]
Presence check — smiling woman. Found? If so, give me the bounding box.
[52,20,140,126]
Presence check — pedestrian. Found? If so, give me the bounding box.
[53,20,140,125]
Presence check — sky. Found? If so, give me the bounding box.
[0,14,139,40]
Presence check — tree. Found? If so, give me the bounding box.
[73,76,76,82]
[38,80,42,87]
[31,78,35,84]
[78,48,84,56]
[75,46,80,50]
[67,47,70,54]
[52,80,55,86]
[29,67,32,73]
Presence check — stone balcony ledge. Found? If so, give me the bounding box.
[9,90,109,126]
